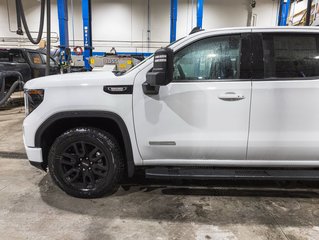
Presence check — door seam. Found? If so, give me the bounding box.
[245,81,253,160]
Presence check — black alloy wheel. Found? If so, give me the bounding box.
[48,127,124,198]
[59,141,109,191]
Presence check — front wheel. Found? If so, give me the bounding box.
[48,127,124,198]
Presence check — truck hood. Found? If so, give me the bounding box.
[24,71,132,89]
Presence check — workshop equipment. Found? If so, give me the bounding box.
[89,54,141,73]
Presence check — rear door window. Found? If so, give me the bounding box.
[262,33,319,79]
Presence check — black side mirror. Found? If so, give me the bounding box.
[143,47,174,95]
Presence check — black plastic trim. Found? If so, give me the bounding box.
[103,85,133,94]
[146,167,319,181]
[35,111,135,177]
[251,33,264,79]
[142,82,160,95]
[240,33,252,79]
[29,161,47,171]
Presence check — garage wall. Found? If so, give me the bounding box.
[0,0,60,48]
[0,0,279,53]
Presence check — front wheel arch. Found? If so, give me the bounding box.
[35,111,135,177]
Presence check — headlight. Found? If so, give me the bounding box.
[24,89,45,116]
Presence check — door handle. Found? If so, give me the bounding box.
[218,92,245,101]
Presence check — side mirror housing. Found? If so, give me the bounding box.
[144,48,174,95]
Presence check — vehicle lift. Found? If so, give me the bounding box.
[57,0,205,71]
[278,0,291,26]
[57,0,92,71]
[278,0,315,26]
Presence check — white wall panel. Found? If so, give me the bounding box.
[0,0,280,52]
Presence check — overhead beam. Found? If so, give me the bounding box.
[278,0,291,26]
[170,0,178,43]
[82,0,93,70]
[197,0,204,29]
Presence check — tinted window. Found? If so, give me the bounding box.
[29,52,43,65]
[0,51,9,61]
[173,35,241,81]
[10,51,26,63]
[263,34,319,78]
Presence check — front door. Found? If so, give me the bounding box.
[133,34,252,162]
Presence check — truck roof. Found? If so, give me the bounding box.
[191,26,319,36]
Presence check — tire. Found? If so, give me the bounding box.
[48,127,124,198]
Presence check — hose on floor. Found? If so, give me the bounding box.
[0,72,24,107]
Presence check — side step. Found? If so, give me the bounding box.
[145,167,319,181]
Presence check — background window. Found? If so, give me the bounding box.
[29,52,43,65]
[0,51,9,62]
[0,51,25,63]
[263,34,319,78]
[10,51,26,63]
[173,35,241,81]
[41,53,57,66]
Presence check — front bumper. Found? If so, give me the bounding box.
[25,146,46,171]
[25,146,43,163]
[24,132,43,163]
[23,117,46,170]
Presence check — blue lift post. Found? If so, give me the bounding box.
[278,0,291,26]
[197,0,204,29]
[170,0,178,43]
[82,0,93,70]
[57,0,70,65]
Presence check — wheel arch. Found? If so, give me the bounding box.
[35,111,135,177]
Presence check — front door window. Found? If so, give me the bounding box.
[173,35,241,81]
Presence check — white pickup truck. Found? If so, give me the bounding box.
[23,27,319,198]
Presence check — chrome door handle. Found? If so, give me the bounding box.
[218,92,245,101]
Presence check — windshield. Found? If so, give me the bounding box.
[118,37,185,76]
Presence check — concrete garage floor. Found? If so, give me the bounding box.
[1,107,319,240]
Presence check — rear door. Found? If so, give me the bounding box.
[248,31,319,161]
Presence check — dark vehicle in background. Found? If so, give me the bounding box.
[0,48,60,91]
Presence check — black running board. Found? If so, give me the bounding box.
[145,167,319,181]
